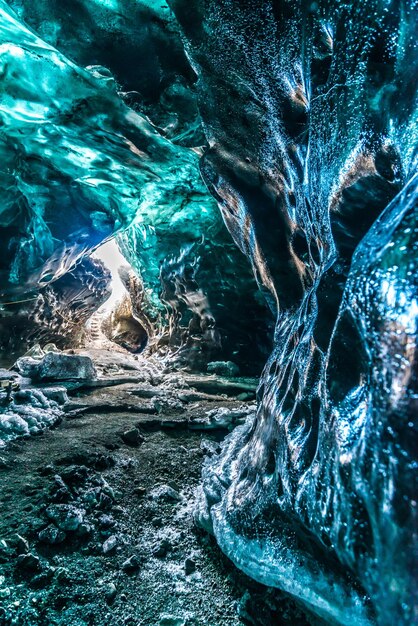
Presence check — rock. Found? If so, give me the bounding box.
[151,517,163,528]
[184,557,196,575]
[38,525,66,545]
[76,523,93,538]
[16,553,41,572]
[13,357,40,378]
[152,539,171,558]
[60,465,89,485]
[41,387,68,405]
[121,428,144,447]
[150,485,182,503]
[45,504,85,531]
[190,405,252,431]
[207,361,239,377]
[50,475,72,502]
[104,582,117,605]
[102,535,118,554]
[98,492,114,511]
[10,534,29,555]
[122,555,140,572]
[37,464,55,476]
[53,567,69,582]
[133,486,147,497]
[36,353,97,381]
[98,514,115,529]
[31,567,54,588]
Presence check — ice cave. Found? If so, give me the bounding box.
[0,1,416,625]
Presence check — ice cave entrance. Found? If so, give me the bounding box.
[87,239,148,354]
[93,239,128,315]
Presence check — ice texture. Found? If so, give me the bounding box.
[0,0,270,369]
[0,0,207,297]
[0,1,416,624]
[170,1,417,624]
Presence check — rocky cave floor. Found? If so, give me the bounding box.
[0,349,317,626]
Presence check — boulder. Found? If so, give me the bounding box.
[207,361,239,377]
[45,504,85,532]
[36,353,97,381]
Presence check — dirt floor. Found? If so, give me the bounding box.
[0,350,316,626]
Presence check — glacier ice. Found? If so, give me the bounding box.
[0,0,416,624]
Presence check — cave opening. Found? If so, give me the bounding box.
[88,239,149,355]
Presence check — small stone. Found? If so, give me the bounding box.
[133,486,146,497]
[152,539,170,558]
[38,525,66,545]
[76,523,93,538]
[150,485,182,503]
[121,428,144,447]
[98,514,115,529]
[16,553,41,572]
[122,555,140,573]
[104,582,117,605]
[55,567,71,583]
[102,535,118,554]
[184,557,196,575]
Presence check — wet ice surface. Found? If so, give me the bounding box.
[170,2,417,624]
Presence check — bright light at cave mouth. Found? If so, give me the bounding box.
[92,238,129,314]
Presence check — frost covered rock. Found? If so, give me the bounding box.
[0,387,64,447]
[207,361,239,377]
[45,504,85,532]
[38,525,66,545]
[102,535,118,554]
[13,352,97,381]
[36,353,97,381]
[150,485,182,503]
[190,405,256,431]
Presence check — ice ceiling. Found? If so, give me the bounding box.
[0,1,417,625]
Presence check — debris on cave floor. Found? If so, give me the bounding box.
[0,349,317,626]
